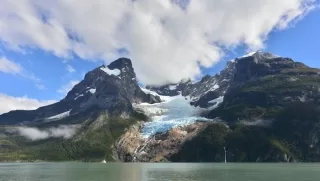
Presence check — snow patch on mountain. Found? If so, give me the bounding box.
[208,96,224,109]
[298,94,307,102]
[46,110,71,121]
[169,85,178,90]
[74,94,84,100]
[87,88,96,94]
[141,88,171,102]
[207,84,219,93]
[100,66,121,76]
[241,51,257,58]
[241,51,280,59]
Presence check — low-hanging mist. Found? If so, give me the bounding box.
[13,125,78,141]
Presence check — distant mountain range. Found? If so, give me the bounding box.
[1,51,320,162]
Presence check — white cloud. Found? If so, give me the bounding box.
[0,57,23,74]
[13,125,77,141]
[0,0,316,85]
[0,93,56,114]
[57,80,80,95]
[66,64,76,73]
[0,56,45,89]
[15,127,49,141]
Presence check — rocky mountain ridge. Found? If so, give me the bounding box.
[147,51,320,115]
[0,58,160,125]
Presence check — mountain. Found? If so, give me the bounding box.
[0,58,160,125]
[207,51,320,121]
[118,51,320,162]
[0,58,160,161]
[1,51,320,162]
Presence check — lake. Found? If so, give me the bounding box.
[0,163,320,181]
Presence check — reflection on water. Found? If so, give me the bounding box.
[1,162,320,181]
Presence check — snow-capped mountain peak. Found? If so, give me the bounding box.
[240,50,280,61]
[0,58,161,125]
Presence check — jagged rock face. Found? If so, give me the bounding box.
[184,61,236,108]
[0,58,160,125]
[233,52,309,82]
[63,58,161,115]
[147,51,320,113]
[146,61,236,108]
[116,121,209,162]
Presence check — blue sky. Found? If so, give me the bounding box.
[0,50,99,100]
[0,0,319,114]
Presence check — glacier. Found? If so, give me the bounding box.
[136,88,217,138]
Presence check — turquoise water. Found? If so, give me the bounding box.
[0,163,320,181]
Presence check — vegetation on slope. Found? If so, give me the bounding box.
[0,111,147,162]
[173,101,320,162]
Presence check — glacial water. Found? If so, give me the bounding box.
[1,162,320,181]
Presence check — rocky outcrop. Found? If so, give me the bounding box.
[115,122,144,162]
[116,121,212,162]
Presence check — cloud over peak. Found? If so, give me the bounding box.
[0,0,316,85]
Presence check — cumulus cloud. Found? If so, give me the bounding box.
[0,0,316,85]
[66,64,76,73]
[0,93,56,114]
[14,125,77,141]
[57,80,80,95]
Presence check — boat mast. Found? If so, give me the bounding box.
[224,146,227,163]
